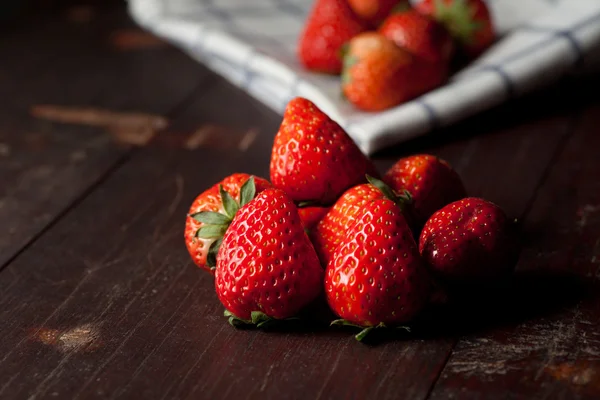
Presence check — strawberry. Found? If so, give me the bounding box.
[298,206,330,232]
[311,176,413,267]
[379,10,455,93]
[383,154,466,228]
[419,197,520,285]
[341,32,421,112]
[184,173,271,274]
[270,97,378,205]
[348,0,410,27]
[380,9,454,64]
[215,188,324,324]
[416,0,495,57]
[298,0,369,74]
[326,197,430,341]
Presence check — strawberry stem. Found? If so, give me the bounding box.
[193,177,258,268]
[355,327,374,342]
[224,310,252,327]
[432,0,482,45]
[224,310,300,329]
[331,319,412,342]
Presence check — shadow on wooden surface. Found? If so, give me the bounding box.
[417,270,595,338]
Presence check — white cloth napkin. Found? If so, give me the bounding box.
[128,0,600,155]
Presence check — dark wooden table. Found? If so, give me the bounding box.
[1,4,599,399]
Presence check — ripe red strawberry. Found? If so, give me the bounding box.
[383,154,466,228]
[379,10,455,93]
[380,9,455,63]
[298,0,369,74]
[416,0,495,57]
[184,173,271,274]
[326,197,430,341]
[311,176,413,267]
[341,32,423,111]
[348,0,409,27]
[419,197,520,285]
[270,97,378,205]
[298,206,330,232]
[215,188,324,324]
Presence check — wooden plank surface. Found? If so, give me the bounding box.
[1,4,599,400]
[0,63,593,400]
[429,87,600,400]
[0,7,210,269]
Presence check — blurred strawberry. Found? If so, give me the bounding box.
[347,0,410,27]
[380,9,454,63]
[341,32,419,111]
[379,9,454,92]
[415,0,495,57]
[298,0,369,74]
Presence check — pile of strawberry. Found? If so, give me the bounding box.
[298,0,495,111]
[184,97,519,341]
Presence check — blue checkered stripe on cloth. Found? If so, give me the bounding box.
[128,0,600,155]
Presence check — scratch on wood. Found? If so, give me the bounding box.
[448,311,591,380]
[315,340,349,400]
[0,273,94,364]
[153,175,185,241]
[168,175,185,218]
[238,128,258,152]
[0,373,19,397]
[535,314,578,380]
[30,105,168,146]
[161,324,228,400]
[112,278,202,399]
[259,364,275,392]
[31,323,101,353]
[184,126,215,150]
[29,324,103,400]
[110,29,167,51]
[450,360,515,376]
[545,361,600,389]
[108,125,157,146]
[73,264,193,398]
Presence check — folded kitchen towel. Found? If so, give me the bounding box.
[128,0,600,155]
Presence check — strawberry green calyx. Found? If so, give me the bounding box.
[366,174,420,238]
[189,177,256,268]
[224,310,300,329]
[432,0,482,45]
[366,175,412,214]
[331,319,411,342]
[341,52,358,86]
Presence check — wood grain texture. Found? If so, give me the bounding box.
[429,85,600,400]
[0,8,210,268]
[0,67,592,400]
[1,5,599,399]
